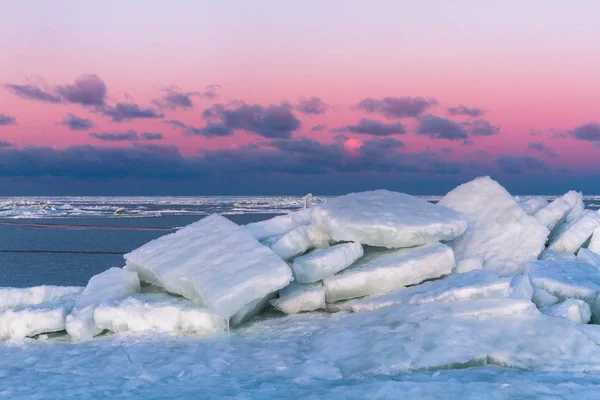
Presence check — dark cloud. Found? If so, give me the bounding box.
[0,141,14,148]
[296,97,328,115]
[55,75,107,106]
[312,124,327,132]
[57,113,94,131]
[99,103,164,122]
[0,113,17,126]
[528,142,557,158]
[89,130,139,141]
[356,96,437,119]
[4,83,61,103]
[417,115,468,140]
[496,155,545,174]
[203,102,301,138]
[447,105,485,118]
[202,84,221,99]
[164,119,187,128]
[340,118,406,136]
[186,124,233,138]
[467,119,500,136]
[441,147,453,153]
[571,122,600,142]
[425,159,463,174]
[154,89,195,110]
[141,132,164,141]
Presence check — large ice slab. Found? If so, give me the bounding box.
[0,299,75,340]
[229,292,277,328]
[542,299,591,324]
[577,248,600,269]
[452,257,483,274]
[323,242,455,303]
[532,287,559,308]
[439,176,549,276]
[548,210,600,253]
[0,286,83,309]
[124,214,293,319]
[270,225,330,260]
[516,196,549,215]
[311,190,467,249]
[94,293,225,335]
[270,282,326,314]
[588,227,600,253]
[528,259,600,305]
[291,242,363,283]
[534,190,581,232]
[245,208,314,241]
[331,270,514,312]
[66,267,140,341]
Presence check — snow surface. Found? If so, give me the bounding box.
[439,176,549,276]
[323,242,455,303]
[548,210,600,253]
[453,257,483,274]
[542,299,591,324]
[516,195,548,215]
[311,190,467,248]
[0,285,83,309]
[66,267,140,341]
[94,293,225,335]
[124,214,292,319]
[0,299,75,340]
[270,282,326,314]
[291,242,363,283]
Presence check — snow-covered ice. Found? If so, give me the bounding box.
[0,299,75,340]
[311,189,467,248]
[577,248,600,269]
[245,208,314,241]
[269,225,331,260]
[291,242,363,283]
[548,210,600,253]
[534,190,581,232]
[66,267,140,341]
[532,287,559,308]
[0,285,83,309]
[528,259,600,305]
[124,214,292,319]
[439,176,549,276]
[589,226,600,253]
[542,299,591,324]
[270,282,326,314]
[94,293,225,335]
[323,242,455,303]
[452,257,483,274]
[516,195,548,215]
[538,248,577,261]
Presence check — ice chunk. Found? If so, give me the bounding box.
[0,299,75,340]
[542,299,591,324]
[516,196,549,215]
[270,225,331,260]
[331,270,512,312]
[548,210,600,253]
[291,242,363,284]
[509,274,533,301]
[323,242,455,303]
[589,226,600,254]
[229,292,276,328]
[577,248,600,269]
[534,190,581,232]
[66,267,140,341]
[0,286,83,309]
[528,259,600,304]
[94,293,225,335]
[565,192,585,222]
[538,249,577,261]
[452,257,483,274]
[311,190,467,249]
[532,287,559,308]
[270,282,326,314]
[439,177,549,276]
[124,214,293,319]
[245,208,313,241]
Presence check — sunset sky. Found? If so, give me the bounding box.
[2,0,600,195]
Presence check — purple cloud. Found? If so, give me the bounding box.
[311,124,327,132]
[296,97,328,115]
[0,113,17,126]
[417,115,468,140]
[467,119,500,136]
[55,75,107,106]
[4,83,61,103]
[186,124,233,138]
[203,102,301,138]
[571,122,600,141]
[57,113,94,131]
[356,96,437,119]
[528,142,557,158]
[447,105,485,118]
[141,132,164,141]
[99,103,164,122]
[0,141,14,148]
[163,119,187,128]
[340,118,406,136]
[89,130,139,141]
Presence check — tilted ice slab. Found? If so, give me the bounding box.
[538,249,577,261]
[0,285,83,309]
[229,292,277,328]
[577,248,600,269]
[548,210,600,253]
[566,193,585,223]
[542,299,591,324]
[94,293,225,335]
[528,259,600,305]
[0,298,77,340]
[66,267,140,341]
[534,190,581,232]
[516,195,549,215]
[323,242,455,303]
[439,176,549,276]
[331,270,523,313]
[589,227,600,253]
[269,225,331,260]
[291,242,363,283]
[532,287,559,308]
[124,214,293,319]
[311,190,467,249]
[270,282,326,314]
[245,208,314,241]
